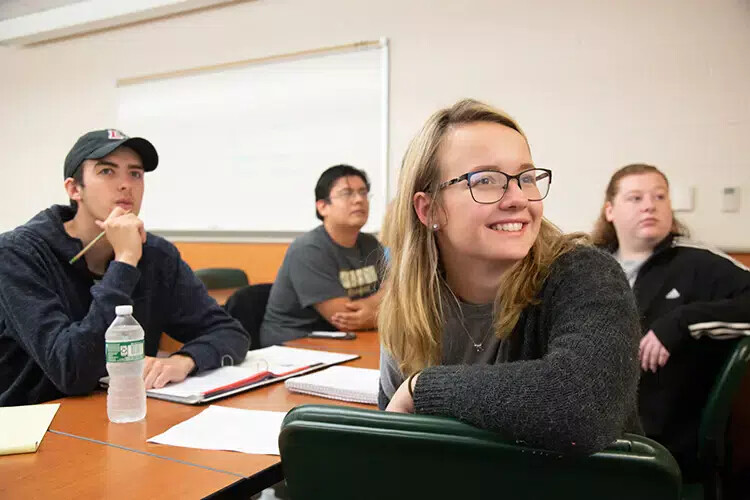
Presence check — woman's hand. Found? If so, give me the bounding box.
[639,330,670,372]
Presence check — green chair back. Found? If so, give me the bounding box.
[699,336,750,458]
[692,336,750,500]
[279,405,682,500]
[194,267,249,289]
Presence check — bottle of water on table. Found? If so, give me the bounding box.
[105,305,146,423]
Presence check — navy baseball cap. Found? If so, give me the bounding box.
[64,129,158,179]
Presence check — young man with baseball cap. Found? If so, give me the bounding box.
[0,129,250,406]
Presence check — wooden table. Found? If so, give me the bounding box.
[2,336,380,499]
[0,432,240,499]
[46,352,379,476]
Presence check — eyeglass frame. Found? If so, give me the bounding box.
[326,187,372,202]
[437,167,553,204]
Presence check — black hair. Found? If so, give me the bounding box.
[69,165,85,212]
[314,164,370,221]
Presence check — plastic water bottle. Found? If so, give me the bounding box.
[105,305,146,423]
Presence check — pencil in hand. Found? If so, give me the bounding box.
[69,230,107,265]
[68,209,133,265]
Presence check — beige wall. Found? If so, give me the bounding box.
[1,0,749,249]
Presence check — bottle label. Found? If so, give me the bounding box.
[106,340,145,363]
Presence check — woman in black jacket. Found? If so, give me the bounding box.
[592,163,750,480]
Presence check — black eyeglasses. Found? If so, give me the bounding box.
[437,167,552,204]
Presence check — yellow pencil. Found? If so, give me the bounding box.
[69,210,133,265]
[69,230,107,265]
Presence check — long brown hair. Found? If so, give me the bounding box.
[379,99,586,376]
[591,163,689,252]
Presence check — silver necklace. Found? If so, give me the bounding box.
[445,284,493,353]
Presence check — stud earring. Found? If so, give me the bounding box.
[432,223,439,231]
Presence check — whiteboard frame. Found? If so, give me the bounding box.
[117,38,390,241]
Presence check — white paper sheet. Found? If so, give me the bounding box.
[147,405,286,455]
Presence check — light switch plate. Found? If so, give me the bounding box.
[672,185,694,212]
[721,187,740,212]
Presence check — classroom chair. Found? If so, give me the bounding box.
[224,283,273,350]
[194,267,249,289]
[279,405,683,500]
[682,336,750,500]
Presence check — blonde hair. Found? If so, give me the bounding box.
[379,200,396,248]
[379,99,586,376]
[591,163,689,252]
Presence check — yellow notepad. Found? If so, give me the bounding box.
[0,403,60,456]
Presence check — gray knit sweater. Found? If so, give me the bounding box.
[380,245,642,456]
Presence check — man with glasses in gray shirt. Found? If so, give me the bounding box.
[260,165,385,346]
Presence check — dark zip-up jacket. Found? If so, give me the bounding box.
[621,234,750,478]
[0,205,250,406]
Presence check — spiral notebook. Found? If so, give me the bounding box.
[284,365,379,405]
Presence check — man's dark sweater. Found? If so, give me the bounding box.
[0,205,250,406]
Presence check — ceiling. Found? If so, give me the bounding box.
[0,0,88,21]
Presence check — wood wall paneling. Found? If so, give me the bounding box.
[174,242,289,285]
[174,241,749,285]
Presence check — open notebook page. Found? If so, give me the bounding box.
[147,366,257,399]
[239,345,357,372]
[147,345,357,399]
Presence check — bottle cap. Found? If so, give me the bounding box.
[115,305,133,316]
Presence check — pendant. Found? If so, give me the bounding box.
[474,343,484,353]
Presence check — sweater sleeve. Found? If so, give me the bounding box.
[413,247,641,455]
[651,255,750,353]
[162,257,250,372]
[0,246,140,395]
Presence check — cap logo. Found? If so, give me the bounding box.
[107,129,127,140]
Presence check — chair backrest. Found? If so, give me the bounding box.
[698,336,750,465]
[194,268,249,289]
[279,405,683,500]
[224,283,273,350]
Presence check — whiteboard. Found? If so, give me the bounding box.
[116,42,388,235]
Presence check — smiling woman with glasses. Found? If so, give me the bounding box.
[377,98,642,455]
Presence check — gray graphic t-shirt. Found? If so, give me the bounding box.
[260,225,384,346]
